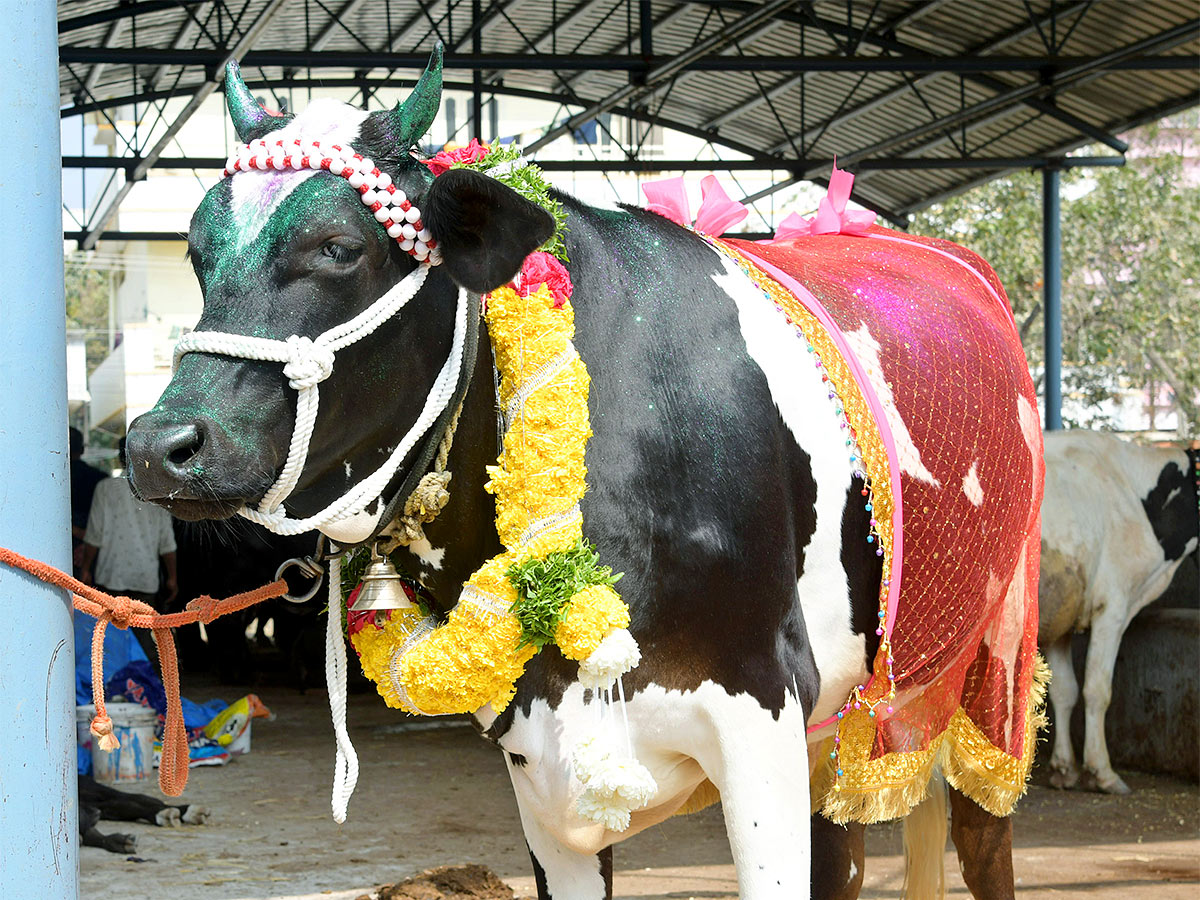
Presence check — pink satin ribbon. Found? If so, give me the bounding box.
[763,165,877,242]
[641,166,876,242]
[641,174,748,235]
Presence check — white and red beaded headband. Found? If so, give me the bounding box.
[222,138,442,266]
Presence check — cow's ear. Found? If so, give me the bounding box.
[423,169,556,293]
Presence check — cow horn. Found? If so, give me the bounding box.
[388,43,444,149]
[224,60,293,142]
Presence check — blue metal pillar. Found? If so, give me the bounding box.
[1042,164,1063,431]
[0,1,78,896]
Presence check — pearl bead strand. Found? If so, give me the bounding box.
[223,138,442,266]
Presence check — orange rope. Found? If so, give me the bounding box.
[0,545,289,796]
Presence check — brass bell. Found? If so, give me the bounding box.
[350,547,415,612]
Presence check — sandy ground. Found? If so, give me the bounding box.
[79,678,1199,900]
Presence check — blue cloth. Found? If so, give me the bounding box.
[74,613,227,773]
[74,609,148,705]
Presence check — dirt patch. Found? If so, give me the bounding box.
[365,864,530,900]
[77,675,1198,900]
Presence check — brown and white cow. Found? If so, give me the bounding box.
[1039,430,1199,793]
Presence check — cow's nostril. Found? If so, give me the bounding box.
[163,424,204,473]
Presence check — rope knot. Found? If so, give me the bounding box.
[186,595,220,624]
[283,335,336,388]
[108,595,135,629]
[90,714,121,752]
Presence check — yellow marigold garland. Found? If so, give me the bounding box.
[347,143,656,829]
[348,280,634,716]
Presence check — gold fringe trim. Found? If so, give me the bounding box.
[670,660,1049,823]
[815,654,1050,824]
[942,653,1050,818]
[674,778,721,817]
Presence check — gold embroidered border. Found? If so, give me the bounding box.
[813,654,1050,824]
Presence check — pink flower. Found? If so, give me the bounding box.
[518,251,573,308]
[422,138,491,176]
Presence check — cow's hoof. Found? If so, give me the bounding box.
[1081,769,1131,794]
[155,807,182,827]
[104,833,137,854]
[181,804,211,825]
[1047,763,1079,790]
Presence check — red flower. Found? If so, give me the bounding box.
[422,138,491,176]
[518,251,573,308]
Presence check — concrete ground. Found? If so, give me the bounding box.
[79,678,1199,899]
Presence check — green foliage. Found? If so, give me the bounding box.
[910,117,1200,434]
[64,256,111,377]
[506,540,622,649]
[452,143,569,262]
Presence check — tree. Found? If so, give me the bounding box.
[910,116,1200,436]
[64,255,112,377]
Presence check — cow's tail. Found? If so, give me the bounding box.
[901,770,947,900]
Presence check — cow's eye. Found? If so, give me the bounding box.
[321,241,363,263]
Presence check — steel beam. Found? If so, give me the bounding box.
[1,2,76,896]
[378,0,449,55]
[59,154,1128,173]
[78,15,125,100]
[144,1,213,93]
[1043,165,1063,430]
[307,0,374,54]
[57,47,1200,72]
[761,0,1101,154]
[79,0,290,250]
[745,20,1197,206]
[59,0,208,33]
[525,0,800,153]
[899,92,1199,215]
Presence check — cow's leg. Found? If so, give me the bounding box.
[514,791,611,900]
[699,708,812,898]
[527,844,611,900]
[1043,634,1080,789]
[810,814,864,900]
[947,786,1014,900]
[1080,560,1184,795]
[1078,610,1131,794]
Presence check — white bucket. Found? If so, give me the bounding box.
[77,702,159,783]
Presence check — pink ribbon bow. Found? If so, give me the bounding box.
[641,175,749,235]
[760,164,877,243]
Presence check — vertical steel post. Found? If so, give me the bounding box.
[0,1,78,895]
[1042,163,1063,431]
[472,0,483,142]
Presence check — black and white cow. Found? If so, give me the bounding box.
[125,55,1019,900]
[1039,429,1199,794]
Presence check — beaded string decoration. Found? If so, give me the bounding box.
[222,138,443,265]
[640,170,904,810]
[704,238,898,785]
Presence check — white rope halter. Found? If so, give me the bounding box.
[173,139,470,540]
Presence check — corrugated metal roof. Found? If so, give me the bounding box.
[59,0,1199,225]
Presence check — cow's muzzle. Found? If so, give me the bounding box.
[125,411,266,520]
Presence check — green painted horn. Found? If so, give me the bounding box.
[224,60,293,142]
[388,43,444,148]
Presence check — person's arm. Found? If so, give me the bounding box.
[160,551,178,605]
[79,542,99,586]
[80,488,106,586]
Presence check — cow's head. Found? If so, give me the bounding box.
[126,47,553,541]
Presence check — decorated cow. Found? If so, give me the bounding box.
[125,48,1045,900]
[1039,430,1199,794]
